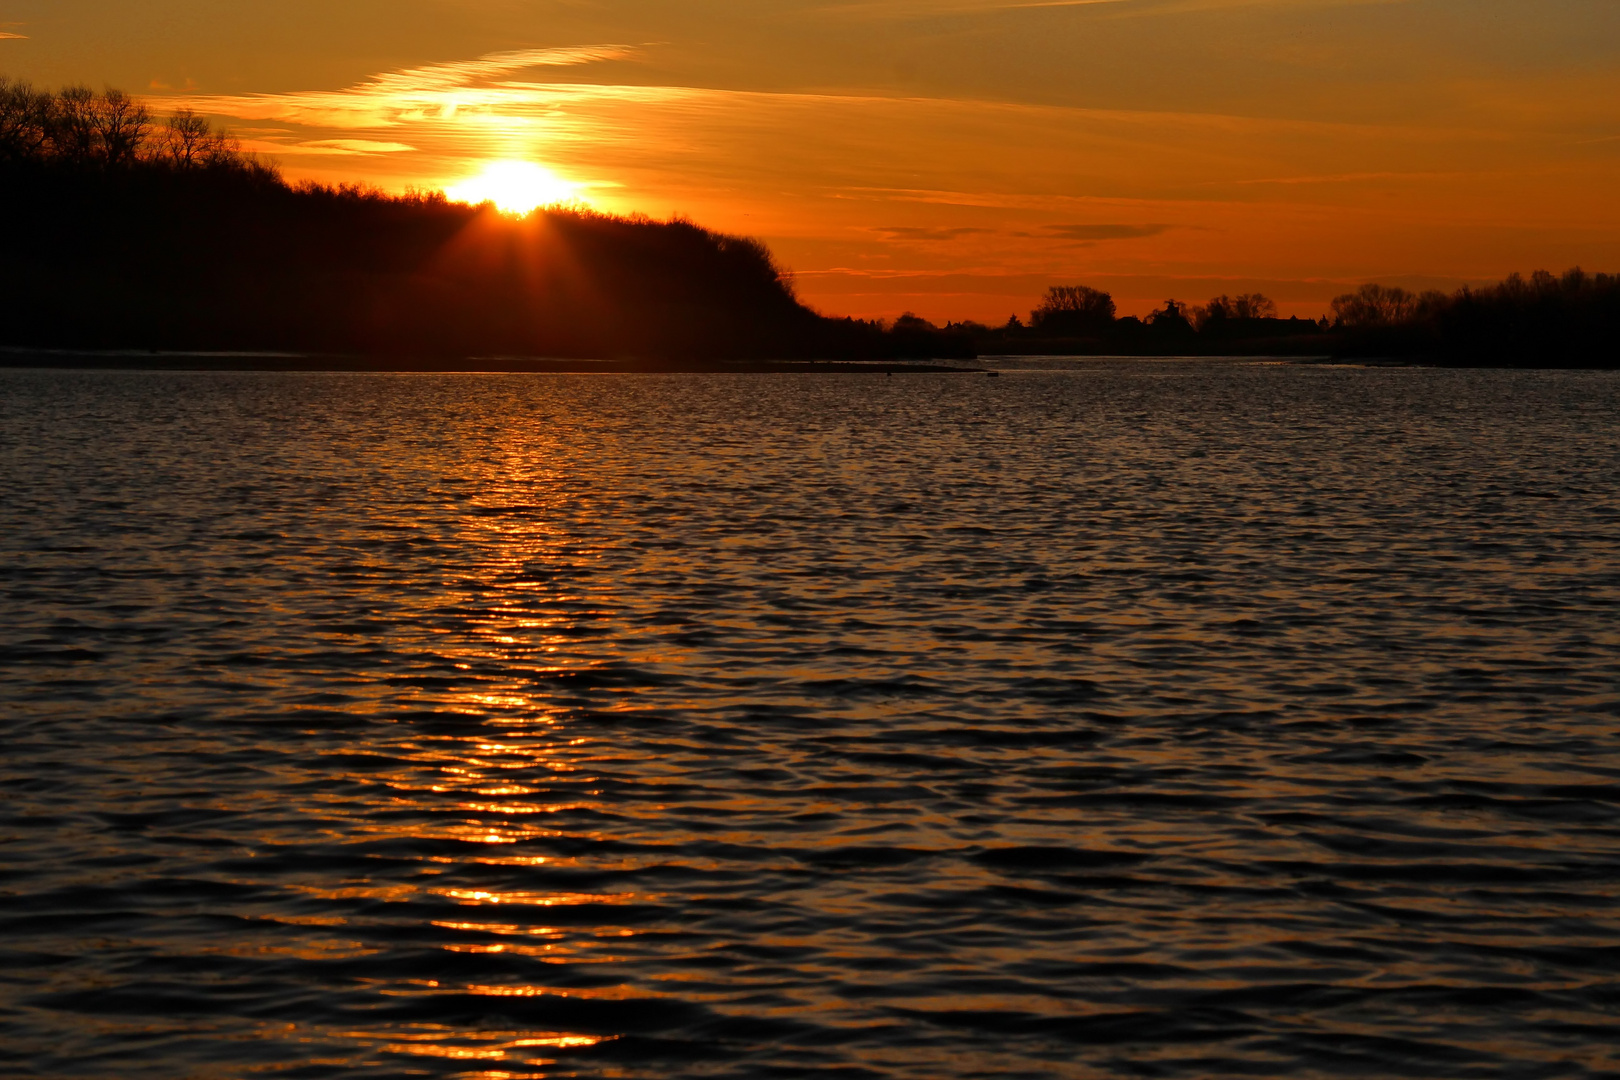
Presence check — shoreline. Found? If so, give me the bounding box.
[6,349,1615,373]
[0,349,983,375]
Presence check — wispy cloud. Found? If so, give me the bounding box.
[1223,170,1456,186]
[1041,223,1170,239]
[165,46,647,132]
[295,139,418,156]
[161,42,1470,180]
[0,32,28,40]
[358,45,639,94]
[812,0,1399,19]
[875,225,995,240]
[815,0,1125,15]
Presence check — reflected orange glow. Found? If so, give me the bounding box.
[436,888,639,907]
[335,1026,608,1066]
[290,883,421,903]
[465,985,660,1001]
[0,322,1609,1080]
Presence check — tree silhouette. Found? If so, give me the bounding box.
[161,108,212,168]
[1321,269,1617,365]
[1031,285,1116,334]
[0,78,52,162]
[1329,284,1443,327]
[0,76,973,362]
[50,85,101,164]
[1197,292,1277,328]
[1148,298,1194,334]
[969,272,1613,364]
[92,89,151,166]
[6,77,1612,367]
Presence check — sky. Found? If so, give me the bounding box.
[5,0,1619,322]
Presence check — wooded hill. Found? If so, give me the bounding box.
[0,79,968,362]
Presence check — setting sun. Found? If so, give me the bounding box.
[6,2,1620,1076]
[446,161,580,216]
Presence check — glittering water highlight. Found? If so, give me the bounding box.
[1,363,1617,1078]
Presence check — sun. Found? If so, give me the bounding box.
[446,161,581,215]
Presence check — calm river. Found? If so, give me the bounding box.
[1,362,1617,1079]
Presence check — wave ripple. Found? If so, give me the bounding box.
[1,363,1618,1078]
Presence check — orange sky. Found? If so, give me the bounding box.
[6,1,1620,322]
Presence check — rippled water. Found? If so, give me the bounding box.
[2,363,1618,1079]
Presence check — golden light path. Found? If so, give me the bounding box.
[447,161,583,216]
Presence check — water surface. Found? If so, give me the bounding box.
[2,363,1617,1078]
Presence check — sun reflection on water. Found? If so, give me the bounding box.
[5,370,1620,1077]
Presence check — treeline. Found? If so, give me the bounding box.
[931,275,1617,366]
[934,286,1328,357]
[6,80,1611,367]
[0,79,270,173]
[1327,273,1620,366]
[0,79,967,362]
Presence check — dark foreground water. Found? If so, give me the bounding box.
[1,363,1618,1079]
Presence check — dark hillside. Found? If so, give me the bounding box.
[0,80,969,362]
